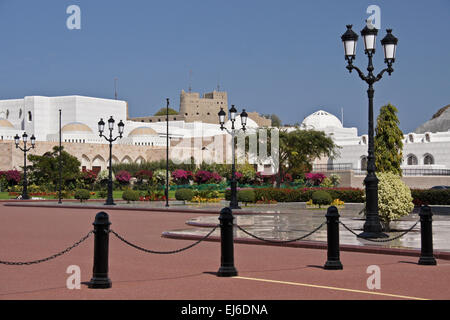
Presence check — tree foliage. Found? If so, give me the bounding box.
[262,114,282,127]
[278,129,338,181]
[375,103,404,176]
[27,146,81,190]
[250,128,338,185]
[154,107,178,116]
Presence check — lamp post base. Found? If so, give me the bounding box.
[324,260,343,270]
[88,277,112,289]
[229,202,241,210]
[217,266,238,277]
[358,231,388,239]
[418,256,437,266]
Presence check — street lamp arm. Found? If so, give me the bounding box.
[16,146,33,152]
[110,135,122,143]
[346,63,368,82]
[374,65,394,82]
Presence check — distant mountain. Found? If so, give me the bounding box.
[415,105,450,133]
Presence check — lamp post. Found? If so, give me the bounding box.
[341,23,398,238]
[98,116,124,205]
[165,98,170,208]
[58,109,62,204]
[218,105,248,209]
[14,132,36,200]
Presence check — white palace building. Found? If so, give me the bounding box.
[0,93,449,188]
[303,108,450,188]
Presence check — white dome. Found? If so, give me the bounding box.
[301,110,343,130]
[62,122,93,133]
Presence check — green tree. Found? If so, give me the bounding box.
[154,107,178,116]
[27,146,81,190]
[277,129,338,185]
[375,103,404,176]
[262,114,282,127]
[250,128,337,186]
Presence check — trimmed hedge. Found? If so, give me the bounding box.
[175,189,194,202]
[411,189,450,206]
[226,187,364,203]
[74,189,90,203]
[122,189,140,203]
[237,189,256,204]
[312,190,332,207]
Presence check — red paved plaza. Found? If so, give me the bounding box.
[0,204,449,300]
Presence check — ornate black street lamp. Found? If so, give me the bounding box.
[98,116,124,205]
[218,105,248,209]
[58,109,62,204]
[165,98,170,208]
[341,23,398,238]
[14,132,36,200]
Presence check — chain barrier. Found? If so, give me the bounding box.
[235,222,326,244]
[110,225,219,254]
[339,220,420,243]
[0,230,93,266]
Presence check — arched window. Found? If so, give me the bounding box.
[28,111,32,122]
[424,154,434,165]
[407,154,418,165]
[360,156,368,170]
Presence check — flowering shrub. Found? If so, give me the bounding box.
[374,172,414,231]
[0,170,21,185]
[116,170,131,185]
[97,169,114,182]
[190,196,221,203]
[305,173,326,186]
[135,170,153,182]
[172,169,193,185]
[328,173,341,187]
[234,172,243,181]
[82,170,97,185]
[194,171,222,184]
[331,198,345,207]
[153,169,171,185]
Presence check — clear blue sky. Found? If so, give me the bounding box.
[0,0,449,134]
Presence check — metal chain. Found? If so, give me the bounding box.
[110,225,219,254]
[0,231,93,266]
[339,220,420,243]
[235,222,326,244]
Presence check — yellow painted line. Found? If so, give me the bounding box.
[234,276,429,300]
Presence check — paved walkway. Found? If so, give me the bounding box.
[1,204,450,300]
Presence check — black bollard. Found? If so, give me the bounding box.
[88,212,112,288]
[324,206,343,270]
[217,207,238,277]
[418,205,437,266]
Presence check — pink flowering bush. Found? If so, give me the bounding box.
[116,170,131,185]
[135,170,153,182]
[305,172,326,186]
[194,171,222,184]
[172,169,193,185]
[0,170,22,185]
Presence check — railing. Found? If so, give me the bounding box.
[312,163,353,171]
[354,168,450,176]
